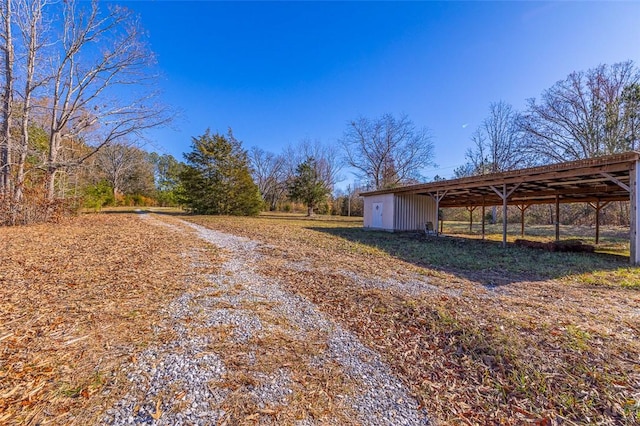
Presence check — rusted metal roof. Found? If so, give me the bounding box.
[360,152,640,207]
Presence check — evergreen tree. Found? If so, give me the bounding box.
[288,157,330,217]
[179,129,263,215]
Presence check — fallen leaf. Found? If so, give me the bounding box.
[150,398,162,420]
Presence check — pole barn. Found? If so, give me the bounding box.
[361,152,640,265]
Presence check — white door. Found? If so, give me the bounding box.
[372,202,383,228]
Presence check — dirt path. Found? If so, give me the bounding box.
[102,214,430,425]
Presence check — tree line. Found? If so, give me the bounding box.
[0,0,168,224]
[0,0,434,223]
[0,0,637,224]
[179,131,357,217]
[204,60,640,220]
[67,115,433,218]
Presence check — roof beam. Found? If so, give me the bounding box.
[362,154,639,198]
[546,176,629,187]
[600,172,631,192]
[490,183,521,200]
[439,192,630,208]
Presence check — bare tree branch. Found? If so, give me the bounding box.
[248,146,287,211]
[37,0,170,204]
[521,61,640,162]
[341,113,434,190]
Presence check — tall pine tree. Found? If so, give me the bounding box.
[179,129,263,215]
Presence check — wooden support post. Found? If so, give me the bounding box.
[502,186,508,247]
[555,195,560,242]
[516,204,530,237]
[435,193,440,237]
[428,190,448,237]
[481,204,486,240]
[587,200,611,245]
[490,183,520,248]
[466,206,477,233]
[600,169,636,261]
[631,161,640,265]
[596,205,600,245]
[595,167,638,261]
[595,201,601,245]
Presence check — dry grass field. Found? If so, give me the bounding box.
[0,213,219,424]
[1,210,639,425]
[183,212,640,424]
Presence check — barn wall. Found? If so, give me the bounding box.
[363,193,395,230]
[393,194,437,231]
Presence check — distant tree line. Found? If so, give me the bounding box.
[235,113,433,217]
[1,0,637,232]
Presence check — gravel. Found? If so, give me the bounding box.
[339,270,462,298]
[102,215,430,425]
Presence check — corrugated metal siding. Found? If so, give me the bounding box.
[393,194,437,231]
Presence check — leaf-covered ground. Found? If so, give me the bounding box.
[182,212,640,425]
[0,213,212,424]
[1,211,639,425]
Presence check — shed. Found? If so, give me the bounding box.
[360,152,640,265]
[363,193,437,231]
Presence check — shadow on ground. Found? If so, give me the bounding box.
[308,226,631,286]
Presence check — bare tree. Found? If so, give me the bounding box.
[341,113,434,190]
[42,0,169,205]
[621,83,640,151]
[521,61,640,162]
[248,146,287,211]
[95,142,149,199]
[283,138,342,191]
[0,0,169,223]
[12,0,48,213]
[464,101,530,175]
[454,102,531,224]
[0,0,14,193]
[452,162,476,179]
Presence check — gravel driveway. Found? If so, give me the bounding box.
[102,215,430,425]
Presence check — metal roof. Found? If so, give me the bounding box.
[360,151,640,207]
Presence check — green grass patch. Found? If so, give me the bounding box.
[569,268,640,289]
[315,227,636,283]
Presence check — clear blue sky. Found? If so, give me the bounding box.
[118,1,640,184]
